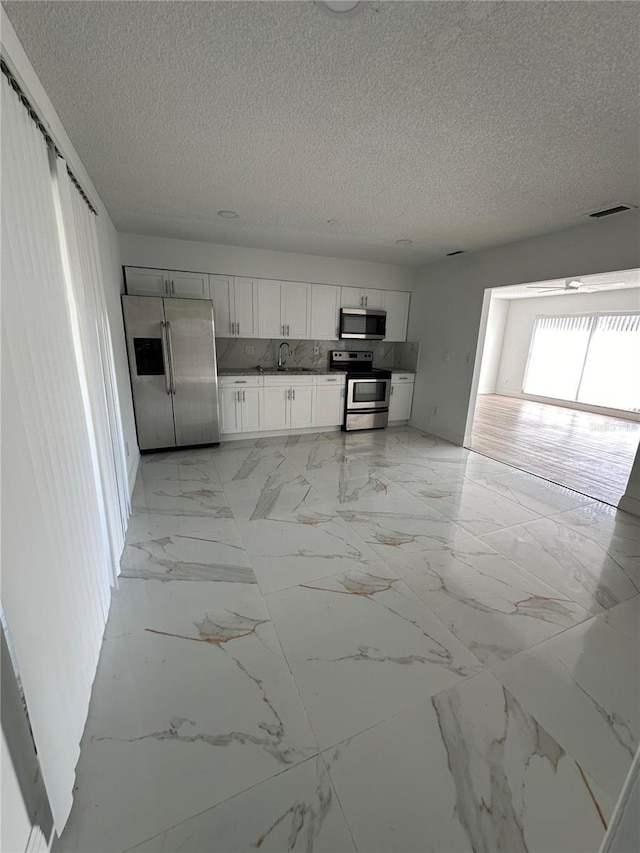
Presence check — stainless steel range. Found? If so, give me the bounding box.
[329,350,391,431]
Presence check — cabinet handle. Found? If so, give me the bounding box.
[230,321,234,333]
[326,378,337,382]
[171,280,175,296]
[165,280,170,296]
[242,390,246,402]
[234,380,247,384]
[391,386,394,395]
[292,388,296,400]
[365,295,368,307]
[236,322,240,335]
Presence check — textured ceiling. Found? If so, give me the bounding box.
[4,0,640,267]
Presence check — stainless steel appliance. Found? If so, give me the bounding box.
[339,308,386,340]
[330,350,391,431]
[122,296,220,451]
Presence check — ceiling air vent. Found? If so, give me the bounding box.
[587,204,635,218]
[446,250,464,256]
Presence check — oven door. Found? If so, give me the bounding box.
[346,377,391,410]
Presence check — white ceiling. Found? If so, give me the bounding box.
[494,268,640,300]
[4,0,639,267]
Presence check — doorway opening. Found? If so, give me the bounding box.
[465,269,640,507]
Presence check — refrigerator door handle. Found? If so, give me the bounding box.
[160,321,172,395]
[165,321,177,394]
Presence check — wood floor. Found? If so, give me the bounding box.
[469,394,640,506]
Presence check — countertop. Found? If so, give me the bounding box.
[217,367,346,376]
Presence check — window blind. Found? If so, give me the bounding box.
[1,71,115,831]
[523,313,640,412]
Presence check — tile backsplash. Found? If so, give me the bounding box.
[215,338,420,372]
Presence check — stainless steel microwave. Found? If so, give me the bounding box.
[339,308,386,340]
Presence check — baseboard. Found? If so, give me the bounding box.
[127,449,140,497]
[221,425,343,442]
[408,418,464,447]
[618,493,640,518]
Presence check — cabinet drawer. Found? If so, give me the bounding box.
[316,374,346,385]
[218,375,263,388]
[392,374,415,383]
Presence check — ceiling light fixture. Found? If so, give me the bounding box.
[395,239,413,246]
[217,210,238,219]
[314,1,364,19]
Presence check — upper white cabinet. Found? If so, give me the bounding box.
[124,267,208,299]
[124,267,168,296]
[210,275,259,338]
[168,271,209,298]
[383,290,411,341]
[310,284,340,340]
[340,287,385,310]
[258,280,311,339]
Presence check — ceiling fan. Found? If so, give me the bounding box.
[526,278,614,293]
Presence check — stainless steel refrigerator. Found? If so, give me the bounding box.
[122,296,220,451]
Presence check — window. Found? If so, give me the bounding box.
[523,313,640,413]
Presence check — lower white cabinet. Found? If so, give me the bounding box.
[389,375,415,421]
[315,378,345,427]
[263,378,315,430]
[219,378,262,433]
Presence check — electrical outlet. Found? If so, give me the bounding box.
[125,441,129,456]
[313,346,320,356]
[244,346,254,355]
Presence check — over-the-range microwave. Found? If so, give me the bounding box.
[339,308,386,340]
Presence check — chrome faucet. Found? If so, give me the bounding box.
[278,341,292,369]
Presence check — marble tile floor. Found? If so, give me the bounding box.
[55,428,640,853]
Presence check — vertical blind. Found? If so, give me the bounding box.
[1,71,125,830]
[523,313,640,413]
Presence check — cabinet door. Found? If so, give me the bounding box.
[314,384,344,427]
[169,271,209,299]
[362,289,385,310]
[210,275,234,337]
[384,291,410,341]
[283,282,311,339]
[340,286,363,308]
[125,267,168,297]
[263,386,290,430]
[219,387,240,433]
[311,284,340,340]
[290,385,315,428]
[258,280,284,338]
[233,277,259,338]
[240,387,262,432]
[389,382,414,421]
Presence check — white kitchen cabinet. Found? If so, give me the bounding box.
[124,267,169,296]
[210,275,259,337]
[259,280,311,339]
[314,377,345,427]
[219,376,263,433]
[340,287,385,310]
[383,291,411,341]
[263,376,315,430]
[263,385,290,430]
[125,267,208,299]
[311,284,341,340]
[167,271,209,299]
[389,376,415,421]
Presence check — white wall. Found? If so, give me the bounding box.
[477,297,509,394]
[2,10,138,493]
[119,232,415,291]
[408,210,640,445]
[496,287,640,396]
